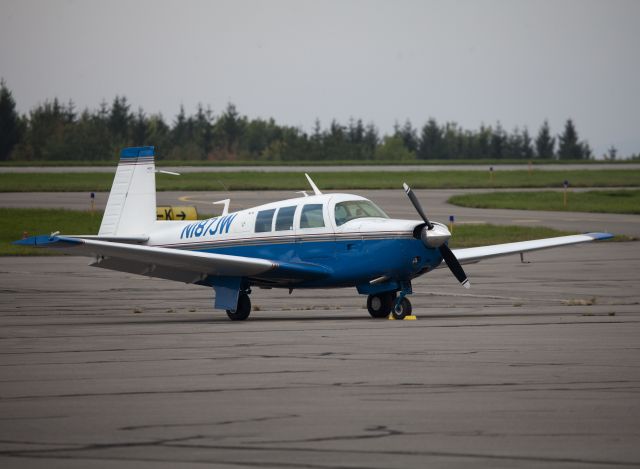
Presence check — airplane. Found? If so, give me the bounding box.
[15,146,612,320]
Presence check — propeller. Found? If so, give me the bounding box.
[403,183,471,289]
[439,243,471,289]
[403,183,433,229]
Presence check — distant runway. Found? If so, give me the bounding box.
[3,188,639,237]
[2,163,639,173]
[1,243,639,468]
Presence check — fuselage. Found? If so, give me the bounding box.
[147,193,444,289]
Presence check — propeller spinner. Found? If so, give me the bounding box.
[403,183,471,289]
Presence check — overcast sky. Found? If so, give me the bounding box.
[1,0,638,157]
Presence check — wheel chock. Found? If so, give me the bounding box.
[388,315,418,320]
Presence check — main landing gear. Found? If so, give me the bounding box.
[366,283,413,320]
[367,292,395,318]
[226,292,251,321]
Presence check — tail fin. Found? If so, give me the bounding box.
[99,146,157,237]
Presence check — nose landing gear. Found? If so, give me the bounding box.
[390,282,413,319]
[391,296,412,320]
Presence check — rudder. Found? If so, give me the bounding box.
[99,146,157,236]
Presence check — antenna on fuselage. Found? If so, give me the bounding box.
[305,173,322,196]
[296,191,309,197]
[213,199,230,216]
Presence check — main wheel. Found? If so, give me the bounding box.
[226,293,251,321]
[391,297,412,320]
[367,292,395,318]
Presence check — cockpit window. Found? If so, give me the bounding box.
[334,200,389,227]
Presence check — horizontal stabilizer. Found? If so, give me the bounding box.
[14,235,331,285]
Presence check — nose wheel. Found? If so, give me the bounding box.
[391,297,412,320]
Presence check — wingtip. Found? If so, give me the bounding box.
[585,232,614,241]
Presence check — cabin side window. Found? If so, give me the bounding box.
[275,206,296,231]
[255,209,276,233]
[300,204,325,229]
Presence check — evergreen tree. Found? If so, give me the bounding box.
[308,119,325,160]
[194,104,214,158]
[0,80,21,160]
[557,119,584,160]
[504,127,532,159]
[362,122,379,160]
[217,103,245,156]
[521,128,534,160]
[347,118,364,145]
[442,122,461,159]
[146,114,170,158]
[535,120,555,159]
[71,108,112,160]
[2,86,608,163]
[580,141,593,160]
[476,124,491,159]
[24,99,74,160]
[398,119,418,153]
[417,118,442,159]
[490,122,506,159]
[108,96,131,142]
[131,108,149,146]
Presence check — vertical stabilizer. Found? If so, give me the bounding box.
[99,146,157,236]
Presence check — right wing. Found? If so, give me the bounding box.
[451,232,613,265]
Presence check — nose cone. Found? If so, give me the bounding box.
[420,223,451,248]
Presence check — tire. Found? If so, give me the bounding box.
[391,297,412,320]
[226,293,251,321]
[367,292,395,318]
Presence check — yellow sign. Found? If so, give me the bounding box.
[156,206,198,221]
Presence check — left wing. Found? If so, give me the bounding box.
[14,235,331,284]
[452,232,613,265]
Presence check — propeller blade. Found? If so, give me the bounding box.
[439,244,471,289]
[403,183,433,229]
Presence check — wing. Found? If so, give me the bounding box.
[451,232,613,265]
[15,235,331,285]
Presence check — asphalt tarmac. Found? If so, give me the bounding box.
[3,189,639,237]
[1,242,639,468]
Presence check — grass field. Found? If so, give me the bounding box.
[1,169,639,192]
[1,208,617,256]
[1,208,103,255]
[448,189,640,214]
[2,159,634,167]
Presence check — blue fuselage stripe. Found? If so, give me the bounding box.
[191,238,442,288]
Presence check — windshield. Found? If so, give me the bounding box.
[334,200,389,227]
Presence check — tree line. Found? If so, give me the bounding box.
[0,80,623,162]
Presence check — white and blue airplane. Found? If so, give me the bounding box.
[16,146,612,320]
